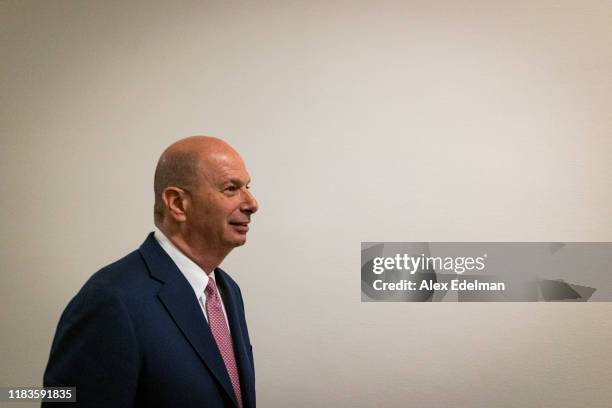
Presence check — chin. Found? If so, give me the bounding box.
[228,237,247,247]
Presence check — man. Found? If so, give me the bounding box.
[43,136,258,407]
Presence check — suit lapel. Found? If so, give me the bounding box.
[139,233,239,407]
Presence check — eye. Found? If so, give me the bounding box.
[226,185,238,192]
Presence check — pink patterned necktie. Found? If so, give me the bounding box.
[205,278,243,408]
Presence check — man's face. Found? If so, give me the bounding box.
[186,150,258,251]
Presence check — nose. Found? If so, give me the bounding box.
[241,188,258,214]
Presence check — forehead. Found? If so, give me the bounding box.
[200,151,250,184]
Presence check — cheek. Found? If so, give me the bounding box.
[225,199,243,215]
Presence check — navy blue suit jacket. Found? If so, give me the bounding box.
[43,233,255,407]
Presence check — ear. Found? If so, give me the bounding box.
[162,187,189,222]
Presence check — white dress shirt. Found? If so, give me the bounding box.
[154,228,231,332]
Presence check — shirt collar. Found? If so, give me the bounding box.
[154,228,215,298]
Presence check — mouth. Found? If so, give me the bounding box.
[229,221,250,233]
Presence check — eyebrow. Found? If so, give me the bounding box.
[226,178,251,186]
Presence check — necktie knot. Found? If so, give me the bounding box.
[205,279,221,308]
[205,278,216,294]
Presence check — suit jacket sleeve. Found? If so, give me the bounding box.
[43,284,140,408]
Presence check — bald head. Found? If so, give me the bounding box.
[153,136,241,223]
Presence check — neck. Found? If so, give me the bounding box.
[157,223,231,273]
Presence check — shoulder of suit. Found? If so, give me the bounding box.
[79,249,152,299]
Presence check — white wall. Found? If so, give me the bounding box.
[1,1,611,406]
